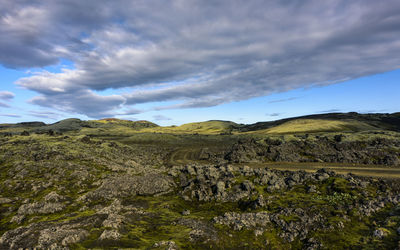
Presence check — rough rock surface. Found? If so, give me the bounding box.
[79,174,175,202]
[224,136,400,165]
[0,215,105,249]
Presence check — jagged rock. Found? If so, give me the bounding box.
[247,195,267,209]
[17,202,65,215]
[177,218,218,243]
[153,240,178,250]
[0,223,88,249]
[181,210,191,216]
[44,191,65,203]
[240,180,254,192]
[38,226,89,248]
[373,228,389,238]
[10,215,25,224]
[0,197,12,204]
[306,185,317,193]
[102,213,125,229]
[99,229,121,241]
[212,181,226,195]
[224,136,400,166]
[254,229,264,236]
[214,212,270,230]
[79,174,174,202]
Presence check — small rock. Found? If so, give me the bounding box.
[254,229,264,236]
[0,197,12,204]
[99,229,121,241]
[44,191,65,203]
[216,181,226,193]
[306,185,317,193]
[182,210,191,216]
[373,228,388,238]
[153,240,178,250]
[10,215,25,224]
[17,202,65,215]
[240,180,253,192]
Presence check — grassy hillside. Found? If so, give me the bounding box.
[2,112,399,136]
[241,112,400,132]
[139,120,240,134]
[90,119,159,129]
[246,119,378,134]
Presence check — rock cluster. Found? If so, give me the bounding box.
[224,136,400,165]
[170,165,341,202]
[214,207,328,243]
[0,215,105,249]
[79,174,175,202]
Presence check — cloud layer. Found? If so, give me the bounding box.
[0,91,15,108]
[1,0,400,117]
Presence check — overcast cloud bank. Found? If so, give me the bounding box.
[1,0,400,117]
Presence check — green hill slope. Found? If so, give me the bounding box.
[246,119,378,134]
[141,120,240,134]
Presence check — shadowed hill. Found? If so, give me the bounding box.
[240,112,400,133]
[1,112,400,135]
[245,119,378,134]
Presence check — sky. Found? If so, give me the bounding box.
[0,0,399,126]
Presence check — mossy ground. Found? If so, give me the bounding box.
[1,124,400,248]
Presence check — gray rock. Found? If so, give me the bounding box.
[99,229,121,241]
[153,240,178,250]
[306,185,317,193]
[214,212,270,230]
[213,181,226,194]
[182,210,191,216]
[373,228,388,238]
[240,180,254,192]
[185,165,196,175]
[79,174,174,201]
[17,202,65,215]
[44,191,65,203]
[0,197,12,204]
[38,226,89,248]
[10,215,25,224]
[102,213,125,229]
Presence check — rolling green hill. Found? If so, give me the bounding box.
[240,112,400,133]
[1,112,399,136]
[140,120,240,134]
[245,118,378,134]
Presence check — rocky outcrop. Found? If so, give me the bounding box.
[0,215,105,249]
[224,136,400,165]
[17,201,66,215]
[213,208,328,243]
[79,174,175,202]
[170,165,340,202]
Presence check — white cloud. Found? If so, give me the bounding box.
[0,0,399,117]
[153,115,172,121]
[0,91,15,100]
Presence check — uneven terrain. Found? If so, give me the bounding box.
[1,112,400,249]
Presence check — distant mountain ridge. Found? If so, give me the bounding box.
[1,112,400,134]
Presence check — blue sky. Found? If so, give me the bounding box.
[1,65,399,125]
[0,1,399,125]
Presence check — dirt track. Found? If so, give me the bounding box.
[167,147,400,179]
[243,162,400,179]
